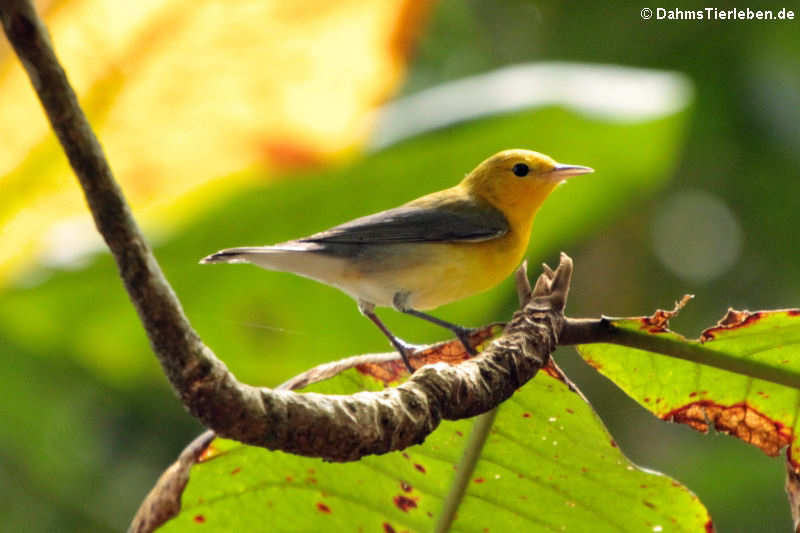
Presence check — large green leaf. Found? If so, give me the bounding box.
[162,370,711,532]
[577,308,800,466]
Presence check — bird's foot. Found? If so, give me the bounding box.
[453,327,478,356]
[392,339,427,374]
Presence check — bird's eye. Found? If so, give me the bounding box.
[512,163,529,177]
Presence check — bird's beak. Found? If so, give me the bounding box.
[548,163,594,180]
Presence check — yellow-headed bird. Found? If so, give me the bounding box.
[201,149,592,372]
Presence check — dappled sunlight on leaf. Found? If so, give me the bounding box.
[0,0,431,284]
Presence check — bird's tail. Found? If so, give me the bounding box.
[199,242,342,280]
[200,247,266,264]
[201,243,319,263]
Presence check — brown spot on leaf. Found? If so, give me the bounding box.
[414,463,426,474]
[197,443,221,462]
[643,500,655,509]
[584,358,603,370]
[383,522,397,533]
[285,476,293,483]
[720,309,755,326]
[230,467,241,476]
[610,440,618,448]
[541,360,564,380]
[474,477,485,484]
[640,295,693,333]
[705,519,715,533]
[662,401,793,457]
[355,358,410,384]
[566,408,574,414]
[393,495,418,512]
[259,139,322,170]
[522,412,531,418]
[316,502,331,513]
[644,397,651,403]
[700,309,764,342]
[193,514,205,524]
[455,430,463,437]
[640,313,668,333]
[356,326,500,383]
[787,309,800,316]
[400,481,412,493]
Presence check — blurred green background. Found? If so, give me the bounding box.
[2,1,799,531]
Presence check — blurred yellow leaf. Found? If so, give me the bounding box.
[0,0,431,284]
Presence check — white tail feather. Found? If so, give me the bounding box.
[200,244,350,285]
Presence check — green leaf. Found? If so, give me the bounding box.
[576,309,800,465]
[162,370,711,532]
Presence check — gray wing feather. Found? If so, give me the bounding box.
[300,200,508,245]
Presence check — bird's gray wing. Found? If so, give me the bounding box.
[300,199,509,245]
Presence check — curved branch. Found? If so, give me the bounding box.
[1,0,571,461]
[1,0,261,438]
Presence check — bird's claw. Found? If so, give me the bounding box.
[454,328,478,356]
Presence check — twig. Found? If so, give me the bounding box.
[278,323,502,390]
[277,351,404,390]
[515,258,532,306]
[559,317,800,389]
[434,408,498,533]
[128,431,216,533]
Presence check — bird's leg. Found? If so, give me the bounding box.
[397,308,478,356]
[391,293,477,355]
[359,300,417,373]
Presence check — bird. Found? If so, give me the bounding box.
[201,149,593,373]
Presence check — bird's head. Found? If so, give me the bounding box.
[461,149,593,225]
